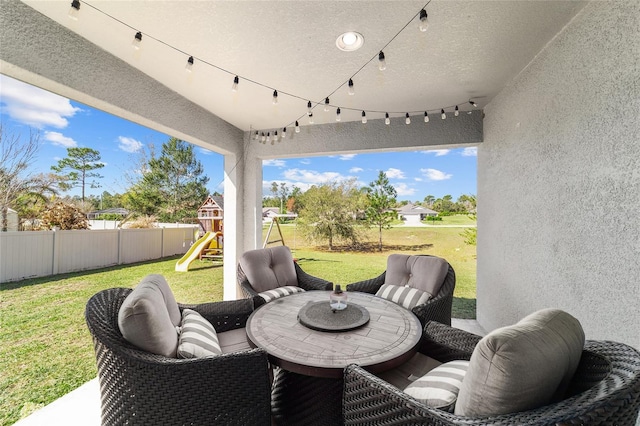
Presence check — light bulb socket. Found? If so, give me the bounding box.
[419,9,429,32]
[324,97,330,112]
[295,121,300,133]
[185,56,194,72]
[348,79,355,95]
[272,90,278,104]
[378,51,386,70]
[469,100,477,107]
[282,127,287,138]
[132,31,142,49]
[232,76,239,92]
[71,0,80,10]
[336,108,341,122]
[307,101,312,112]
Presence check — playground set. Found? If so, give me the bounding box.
[175,195,295,271]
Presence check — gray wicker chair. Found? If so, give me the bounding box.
[85,288,272,426]
[343,321,640,425]
[237,246,333,307]
[346,254,456,326]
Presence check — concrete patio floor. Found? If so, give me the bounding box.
[14,319,485,426]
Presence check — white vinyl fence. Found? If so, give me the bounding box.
[0,227,197,283]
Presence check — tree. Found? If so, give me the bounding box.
[0,126,58,231]
[297,180,364,250]
[51,147,104,202]
[136,138,209,222]
[423,195,435,208]
[364,171,397,251]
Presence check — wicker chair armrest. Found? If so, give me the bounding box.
[412,291,454,327]
[237,264,260,298]
[345,272,385,294]
[343,364,456,425]
[179,298,255,333]
[294,262,333,291]
[420,321,481,363]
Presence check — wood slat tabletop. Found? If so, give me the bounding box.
[246,291,422,378]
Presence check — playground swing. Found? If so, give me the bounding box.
[263,214,297,250]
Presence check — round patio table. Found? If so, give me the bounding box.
[246,291,422,425]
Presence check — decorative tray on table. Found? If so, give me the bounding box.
[297,301,370,332]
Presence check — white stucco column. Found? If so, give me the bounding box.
[242,149,264,252]
[222,153,243,300]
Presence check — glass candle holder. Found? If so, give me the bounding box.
[330,285,348,311]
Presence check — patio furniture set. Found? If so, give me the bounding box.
[85,246,640,425]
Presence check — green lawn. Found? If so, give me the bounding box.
[1,226,475,425]
[421,214,477,226]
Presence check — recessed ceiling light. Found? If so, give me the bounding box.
[336,31,364,52]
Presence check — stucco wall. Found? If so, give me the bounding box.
[478,2,640,349]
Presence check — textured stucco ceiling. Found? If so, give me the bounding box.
[18,1,585,132]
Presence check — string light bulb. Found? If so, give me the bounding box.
[385,113,390,125]
[282,127,287,139]
[261,132,266,143]
[295,121,300,133]
[361,111,367,124]
[68,0,80,20]
[469,100,477,107]
[424,111,430,123]
[272,90,278,105]
[324,98,330,112]
[231,76,239,92]
[132,31,142,50]
[418,9,429,32]
[273,131,278,145]
[378,51,386,71]
[441,109,446,120]
[307,101,312,114]
[454,105,459,117]
[336,108,341,122]
[308,113,314,124]
[348,79,355,96]
[254,131,259,140]
[266,132,271,144]
[405,113,411,125]
[185,56,194,72]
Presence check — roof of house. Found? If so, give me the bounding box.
[396,204,437,215]
[199,195,224,211]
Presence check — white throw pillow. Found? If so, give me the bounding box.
[258,285,305,303]
[375,284,431,310]
[403,360,469,412]
[177,309,221,358]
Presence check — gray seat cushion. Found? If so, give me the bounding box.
[455,308,585,416]
[384,254,449,298]
[117,274,181,357]
[239,246,298,293]
[219,328,252,353]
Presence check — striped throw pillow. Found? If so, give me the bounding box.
[403,360,470,412]
[258,285,305,303]
[375,284,431,310]
[177,309,221,358]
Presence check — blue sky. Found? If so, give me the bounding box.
[1,75,476,202]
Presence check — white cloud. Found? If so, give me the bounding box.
[462,147,478,157]
[414,177,423,182]
[44,131,77,148]
[262,180,313,193]
[0,75,80,128]
[393,183,416,196]
[299,159,311,165]
[263,159,286,167]
[421,168,453,181]
[385,168,406,179]
[198,147,213,155]
[422,149,451,156]
[349,167,364,173]
[283,168,345,183]
[118,136,143,153]
[339,154,356,160]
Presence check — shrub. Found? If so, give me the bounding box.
[40,201,89,230]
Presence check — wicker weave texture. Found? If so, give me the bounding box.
[272,368,344,426]
[346,255,456,326]
[343,333,640,425]
[85,288,272,426]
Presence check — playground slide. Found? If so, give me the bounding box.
[175,232,221,272]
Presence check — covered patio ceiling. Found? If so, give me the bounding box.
[11,0,584,138]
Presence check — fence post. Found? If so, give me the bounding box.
[52,228,59,275]
[117,228,123,265]
[161,228,165,258]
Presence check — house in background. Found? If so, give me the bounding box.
[397,204,438,225]
[0,208,19,231]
